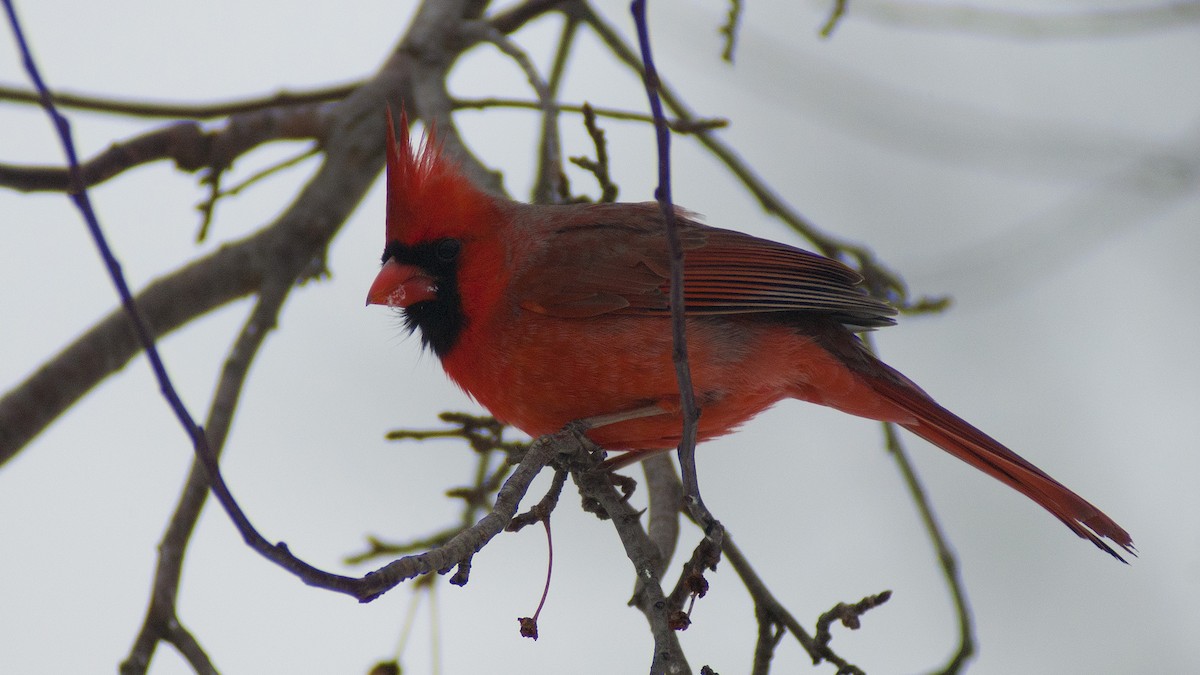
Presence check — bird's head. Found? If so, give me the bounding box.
[366,107,503,357]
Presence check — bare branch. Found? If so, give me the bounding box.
[161,618,218,675]
[195,144,321,241]
[574,456,690,675]
[488,0,572,35]
[461,20,553,107]
[569,103,620,202]
[212,420,564,603]
[5,4,213,465]
[752,602,787,675]
[641,453,682,575]
[724,534,879,673]
[849,0,1200,39]
[719,0,743,61]
[0,220,284,467]
[814,591,893,656]
[579,2,909,306]
[462,10,571,203]
[0,105,328,193]
[511,470,566,640]
[531,10,582,203]
[121,280,292,675]
[631,0,721,565]
[869,350,975,673]
[454,96,727,133]
[0,80,356,119]
[820,0,850,38]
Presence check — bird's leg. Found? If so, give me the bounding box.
[574,404,675,473]
[575,404,668,431]
[542,404,666,474]
[600,448,671,471]
[550,405,670,505]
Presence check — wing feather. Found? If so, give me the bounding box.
[516,203,895,329]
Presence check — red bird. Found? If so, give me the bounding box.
[367,111,1133,561]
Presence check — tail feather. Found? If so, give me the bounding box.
[866,360,1135,561]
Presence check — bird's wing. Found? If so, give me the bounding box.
[516,203,896,329]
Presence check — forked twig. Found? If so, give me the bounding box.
[122,280,293,675]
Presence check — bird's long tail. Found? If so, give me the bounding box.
[859,351,1135,561]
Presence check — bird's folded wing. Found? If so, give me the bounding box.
[517,205,896,329]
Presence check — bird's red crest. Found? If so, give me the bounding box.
[384,107,494,245]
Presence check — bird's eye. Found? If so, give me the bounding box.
[436,238,461,261]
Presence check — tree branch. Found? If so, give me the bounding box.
[631,0,724,606]
[865,341,975,674]
[0,104,327,193]
[121,279,292,675]
[580,1,909,306]
[0,81,356,119]
[531,9,581,203]
[2,1,992,672]
[453,96,727,133]
[573,456,691,674]
[641,453,682,575]
[850,0,1200,39]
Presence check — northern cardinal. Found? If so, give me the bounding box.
[367,110,1133,561]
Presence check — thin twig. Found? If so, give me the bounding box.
[243,421,562,601]
[579,3,909,307]
[5,6,235,671]
[121,280,292,675]
[0,2,571,120]
[453,96,727,133]
[814,591,892,651]
[820,0,850,38]
[529,10,581,203]
[630,0,720,549]
[751,601,787,675]
[719,0,743,61]
[488,0,573,35]
[509,468,570,533]
[723,535,878,673]
[0,81,356,119]
[3,0,579,604]
[850,0,1200,39]
[569,103,620,202]
[513,481,563,640]
[348,420,520,565]
[3,0,223,497]
[865,341,975,673]
[463,21,554,110]
[195,144,320,241]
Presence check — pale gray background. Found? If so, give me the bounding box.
[2,1,1198,673]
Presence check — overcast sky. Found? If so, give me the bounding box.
[3,1,1199,673]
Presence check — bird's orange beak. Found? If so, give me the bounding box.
[366,259,437,308]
